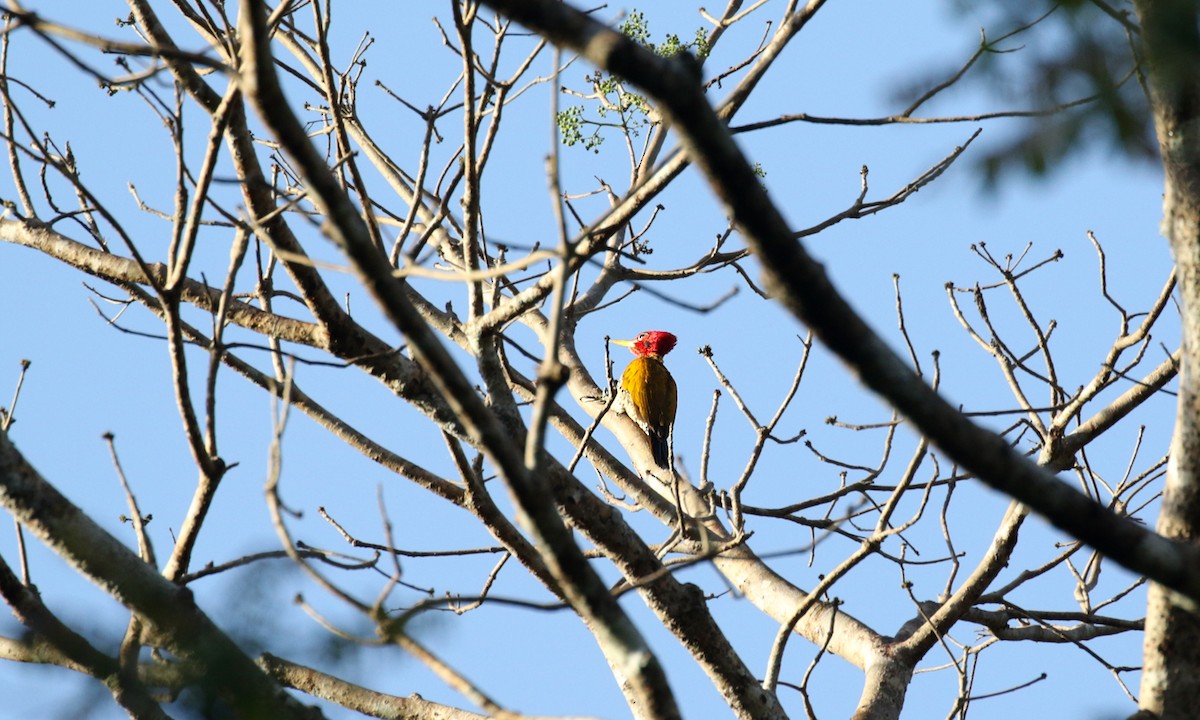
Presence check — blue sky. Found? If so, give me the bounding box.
[0,2,1174,719]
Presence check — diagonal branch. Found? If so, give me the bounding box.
[0,430,320,719]
[474,0,1200,608]
[235,3,680,717]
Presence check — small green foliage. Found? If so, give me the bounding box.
[619,10,651,46]
[752,162,767,178]
[556,105,583,145]
[693,28,711,60]
[556,105,604,152]
[558,10,711,151]
[659,32,686,58]
[592,71,618,97]
[621,92,650,116]
[620,9,709,59]
[658,30,710,60]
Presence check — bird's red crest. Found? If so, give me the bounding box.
[632,330,677,357]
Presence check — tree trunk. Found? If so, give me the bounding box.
[1134,1,1200,716]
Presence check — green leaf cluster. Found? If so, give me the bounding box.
[556,10,710,152]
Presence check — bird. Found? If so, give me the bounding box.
[612,331,678,469]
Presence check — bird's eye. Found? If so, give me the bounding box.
[636,332,647,340]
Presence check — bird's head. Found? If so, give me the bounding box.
[613,331,677,358]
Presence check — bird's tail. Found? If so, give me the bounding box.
[650,428,670,469]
